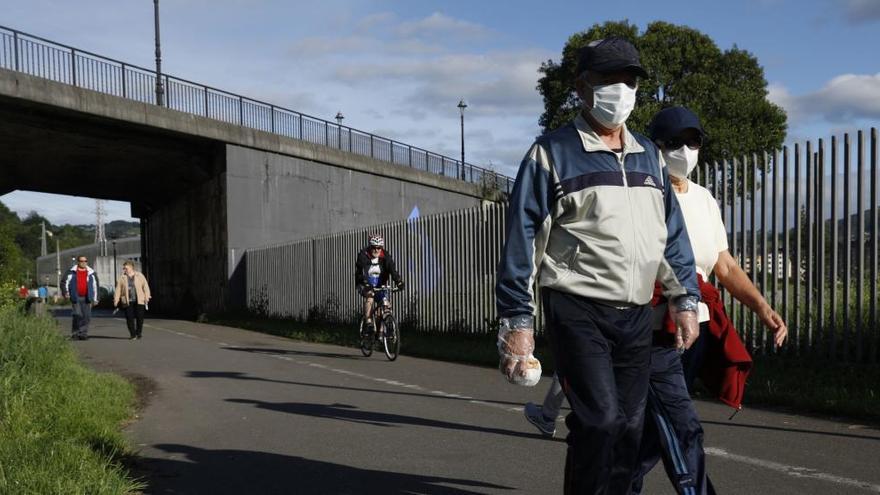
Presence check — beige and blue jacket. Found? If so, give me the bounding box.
[496,115,699,321]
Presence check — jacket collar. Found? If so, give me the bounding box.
[69,265,95,275]
[574,113,645,155]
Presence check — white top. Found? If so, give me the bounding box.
[654,179,729,325]
[676,180,729,279]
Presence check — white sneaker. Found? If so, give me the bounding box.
[524,402,556,438]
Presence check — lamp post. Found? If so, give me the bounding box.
[335,111,344,148]
[112,240,118,284]
[153,0,165,106]
[457,99,467,180]
[46,230,60,298]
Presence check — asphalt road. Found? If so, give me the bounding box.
[61,311,880,494]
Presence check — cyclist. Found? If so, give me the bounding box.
[355,235,404,336]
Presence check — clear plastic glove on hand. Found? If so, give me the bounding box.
[668,300,699,352]
[497,317,541,387]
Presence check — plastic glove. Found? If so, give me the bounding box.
[668,301,699,352]
[497,317,541,387]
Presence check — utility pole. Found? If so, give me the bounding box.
[95,200,107,256]
[40,221,48,256]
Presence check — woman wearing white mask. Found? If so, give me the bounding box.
[629,106,788,495]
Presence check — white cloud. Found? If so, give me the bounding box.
[769,73,880,126]
[395,12,491,40]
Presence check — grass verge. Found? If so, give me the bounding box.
[739,356,880,423]
[0,307,144,494]
[209,314,880,425]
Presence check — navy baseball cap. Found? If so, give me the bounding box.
[575,37,649,78]
[647,106,708,143]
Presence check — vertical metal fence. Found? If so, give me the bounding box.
[245,202,508,335]
[0,25,514,195]
[247,127,879,362]
[694,127,879,363]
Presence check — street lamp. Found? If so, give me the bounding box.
[335,111,344,149]
[46,230,60,298]
[457,99,467,180]
[112,240,118,284]
[154,0,165,106]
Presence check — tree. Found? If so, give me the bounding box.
[537,20,787,168]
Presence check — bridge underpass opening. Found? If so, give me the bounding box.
[1,190,140,294]
[1,91,228,316]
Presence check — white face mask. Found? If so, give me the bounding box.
[663,145,700,178]
[588,83,637,129]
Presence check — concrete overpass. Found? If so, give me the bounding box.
[0,27,508,315]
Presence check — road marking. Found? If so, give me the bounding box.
[705,448,880,493]
[143,322,880,490]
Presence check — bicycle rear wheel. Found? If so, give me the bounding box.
[359,320,373,357]
[383,315,400,361]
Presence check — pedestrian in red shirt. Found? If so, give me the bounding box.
[63,256,98,340]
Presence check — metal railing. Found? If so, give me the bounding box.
[245,127,879,362]
[0,25,514,195]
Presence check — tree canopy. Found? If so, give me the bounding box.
[537,20,787,166]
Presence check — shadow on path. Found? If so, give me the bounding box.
[186,370,530,409]
[223,345,360,360]
[702,420,880,441]
[227,398,562,442]
[137,443,513,494]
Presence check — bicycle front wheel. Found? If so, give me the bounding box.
[359,320,373,357]
[383,315,400,361]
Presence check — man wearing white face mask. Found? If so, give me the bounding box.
[627,106,789,495]
[497,38,701,494]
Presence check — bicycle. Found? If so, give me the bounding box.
[358,284,402,361]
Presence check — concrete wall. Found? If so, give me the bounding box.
[223,144,484,310]
[225,144,483,253]
[143,174,228,316]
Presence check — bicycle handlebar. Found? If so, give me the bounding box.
[370,285,403,293]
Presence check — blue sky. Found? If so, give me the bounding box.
[2,0,879,224]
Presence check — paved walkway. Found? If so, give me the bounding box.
[64,311,880,494]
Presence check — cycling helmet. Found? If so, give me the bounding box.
[368,235,385,248]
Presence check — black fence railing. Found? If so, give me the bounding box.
[0,25,514,195]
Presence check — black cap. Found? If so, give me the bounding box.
[647,106,707,142]
[575,37,649,78]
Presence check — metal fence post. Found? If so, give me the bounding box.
[830,136,838,361]
[120,63,127,98]
[843,133,852,361]
[70,48,77,86]
[856,131,865,362]
[13,31,19,71]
